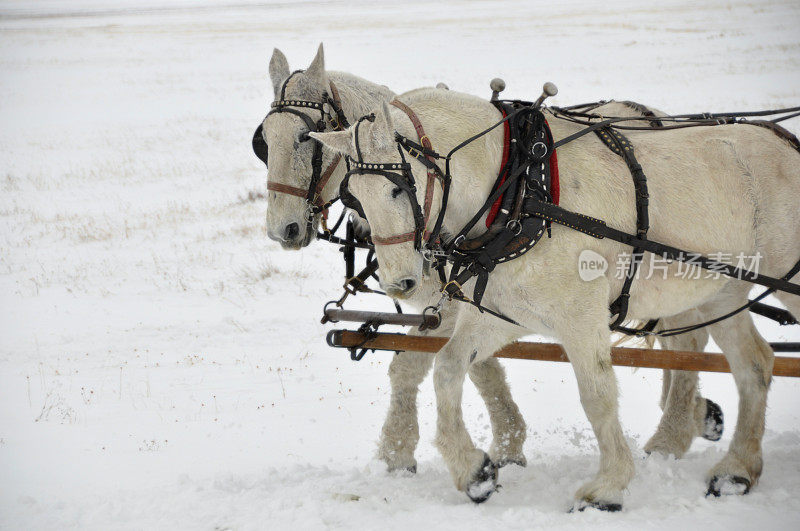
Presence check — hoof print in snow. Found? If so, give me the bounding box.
[702,399,724,441]
[706,475,751,497]
[465,454,499,504]
[571,499,623,513]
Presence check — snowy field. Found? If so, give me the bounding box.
[1,0,800,528]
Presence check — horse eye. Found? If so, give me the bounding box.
[391,187,403,199]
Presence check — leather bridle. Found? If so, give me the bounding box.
[339,104,448,252]
[252,70,350,232]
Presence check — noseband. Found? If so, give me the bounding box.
[252,70,349,230]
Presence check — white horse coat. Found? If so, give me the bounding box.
[310,87,800,507]
[263,45,528,472]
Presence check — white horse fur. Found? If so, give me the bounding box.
[263,44,728,487]
[310,86,800,507]
[264,45,527,471]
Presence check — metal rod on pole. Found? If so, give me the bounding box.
[323,308,440,328]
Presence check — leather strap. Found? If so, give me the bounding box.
[268,153,341,207]
[315,154,342,201]
[267,182,309,199]
[328,80,349,130]
[390,99,438,234]
[372,230,433,246]
[594,126,649,329]
[527,199,800,296]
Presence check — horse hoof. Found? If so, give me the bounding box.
[465,454,499,504]
[702,399,724,441]
[495,456,527,468]
[571,500,623,513]
[706,475,751,497]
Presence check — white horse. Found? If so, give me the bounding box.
[310,87,800,508]
[261,45,724,479]
[263,45,527,472]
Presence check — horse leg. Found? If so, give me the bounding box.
[377,311,451,472]
[377,311,526,473]
[699,287,774,496]
[432,308,520,502]
[645,310,723,457]
[659,368,671,410]
[563,317,635,511]
[377,348,433,472]
[468,357,527,467]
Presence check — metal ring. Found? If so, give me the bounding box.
[531,141,548,159]
[322,300,341,322]
[421,305,442,330]
[506,219,522,236]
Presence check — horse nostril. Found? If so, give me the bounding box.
[284,223,299,241]
[399,278,416,292]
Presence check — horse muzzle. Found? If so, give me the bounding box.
[267,221,313,249]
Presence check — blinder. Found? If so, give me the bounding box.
[252,123,269,167]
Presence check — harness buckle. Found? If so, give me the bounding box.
[421,244,447,263]
[343,275,368,295]
[441,280,471,302]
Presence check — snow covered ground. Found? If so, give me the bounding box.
[1,0,799,528]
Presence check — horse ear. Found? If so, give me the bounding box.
[305,43,327,89]
[269,48,290,98]
[308,130,354,158]
[370,101,395,149]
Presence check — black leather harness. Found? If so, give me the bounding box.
[251,81,800,335]
[342,98,800,330]
[441,101,556,316]
[593,126,650,330]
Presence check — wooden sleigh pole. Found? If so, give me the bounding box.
[323,309,800,377]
